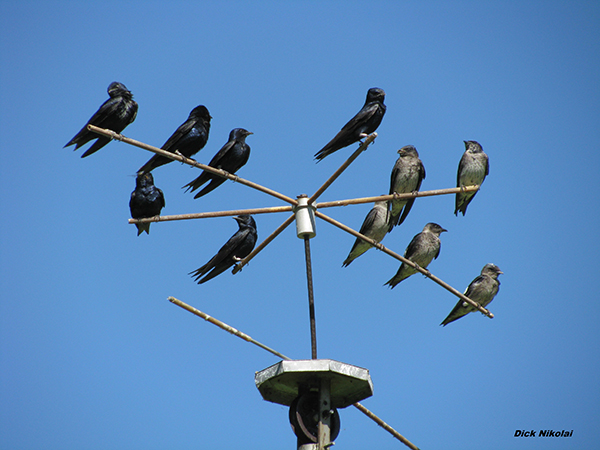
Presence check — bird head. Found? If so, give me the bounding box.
[366,87,386,103]
[398,145,419,158]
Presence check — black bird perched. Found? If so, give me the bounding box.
[64,82,138,157]
[183,128,252,199]
[314,87,386,161]
[137,105,211,174]
[388,145,426,228]
[441,263,503,326]
[384,222,447,288]
[342,199,390,267]
[129,172,165,236]
[455,140,489,216]
[190,215,258,284]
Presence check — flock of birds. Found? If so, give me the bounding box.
[64,83,502,326]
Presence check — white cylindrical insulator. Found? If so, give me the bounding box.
[294,195,316,239]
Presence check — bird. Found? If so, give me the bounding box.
[388,145,426,227]
[342,199,390,267]
[129,172,165,236]
[314,87,386,161]
[441,263,503,326]
[64,82,138,157]
[190,215,258,284]
[137,105,211,174]
[384,222,447,288]
[183,128,252,199]
[455,140,489,216]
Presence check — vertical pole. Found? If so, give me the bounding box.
[318,378,332,449]
[304,236,317,359]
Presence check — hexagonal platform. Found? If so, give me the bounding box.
[255,359,373,409]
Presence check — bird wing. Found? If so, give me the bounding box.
[161,117,196,151]
[397,161,426,226]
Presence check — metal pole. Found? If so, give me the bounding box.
[304,236,317,360]
[318,378,332,449]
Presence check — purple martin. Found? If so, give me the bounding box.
[384,222,447,289]
[441,263,502,326]
[314,87,386,161]
[137,105,211,174]
[342,199,390,267]
[64,82,138,158]
[183,128,252,199]
[455,140,489,216]
[129,172,165,236]
[388,145,426,227]
[190,215,258,284]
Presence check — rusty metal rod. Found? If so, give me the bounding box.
[352,402,420,450]
[315,186,480,209]
[128,205,293,225]
[128,187,478,226]
[313,210,494,318]
[168,296,420,449]
[303,236,318,359]
[308,133,378,204]
[87,124,298,206]
[232,214,296,274]
[168,297,290,360]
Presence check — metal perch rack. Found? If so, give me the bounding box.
[89,123,493,449]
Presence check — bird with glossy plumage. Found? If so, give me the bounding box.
[190,215,258,284]
[129,172,165,236]
[183,128,252,199]
[314,87,386,161]
[137,105,211,174]
[65,82,138,157]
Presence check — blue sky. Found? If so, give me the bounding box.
[1,1,599,449]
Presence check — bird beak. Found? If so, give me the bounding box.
[441,228,448,233]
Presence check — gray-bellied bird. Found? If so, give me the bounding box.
[389,145,426,227]
[137,105,211,174]
[183,128,252,199]
[190,215,258,284]
[455,140,489,216]
[342,200,390,267]
[64,82,138,157]
[384,222,447,288]
[441,263,502,326]
[314,87,386,161]
[129,172,165,236]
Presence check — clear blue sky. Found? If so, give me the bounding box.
[1,1,599,449]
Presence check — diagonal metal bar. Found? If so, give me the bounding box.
[232,214,296,274]
[168,296,420,449]
[87,124,298,206]
[308,133,377,204]
[313,210,494,318]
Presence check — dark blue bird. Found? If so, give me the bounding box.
[314,87,386,161]
[137,105,211,174]
[190,215,258,284]
[129,172,165,236]
[183,128,252,199]
[65,82,138,157]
